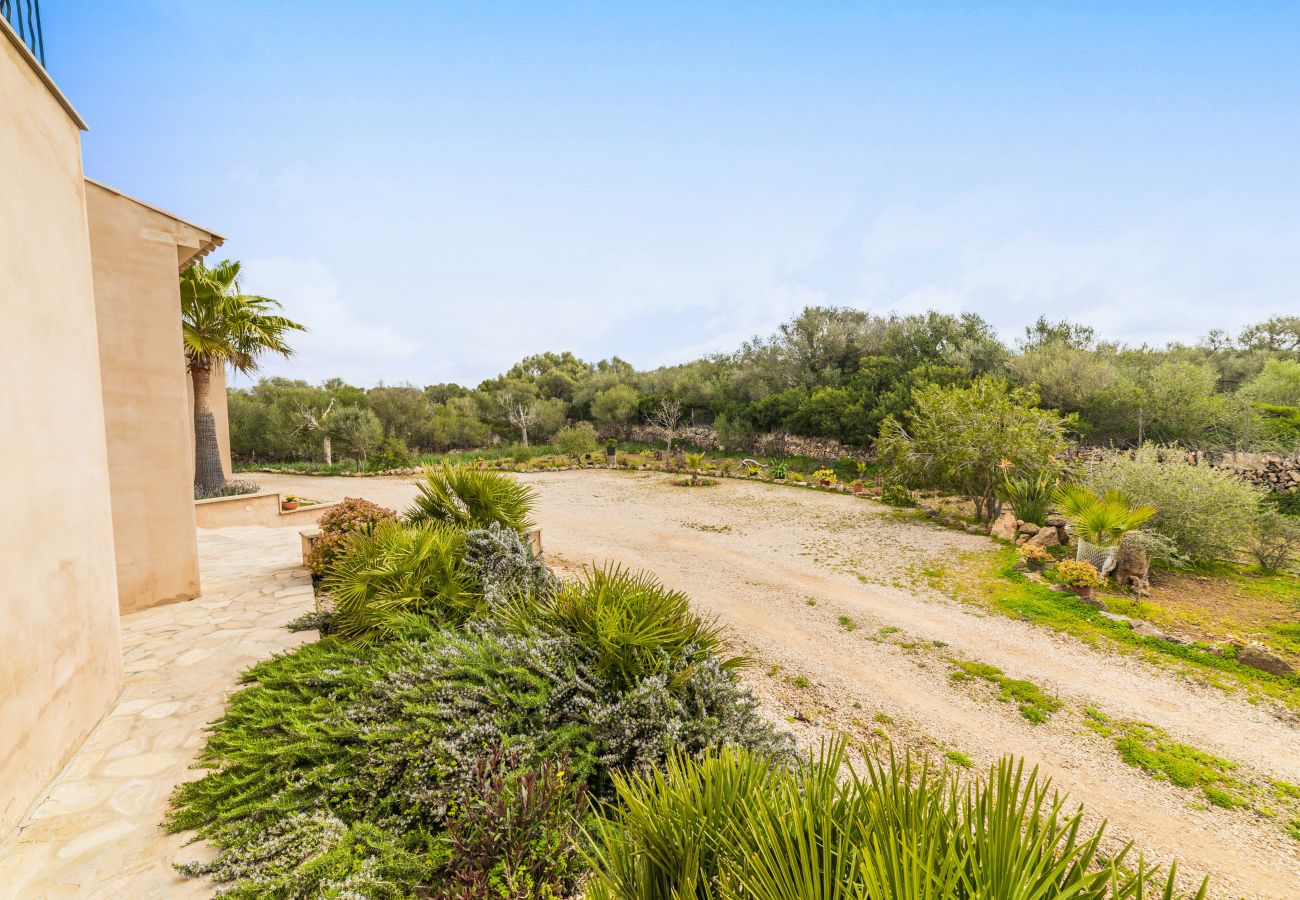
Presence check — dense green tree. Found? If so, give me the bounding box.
[877,378,1074,521]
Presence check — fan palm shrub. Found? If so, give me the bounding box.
[406,464,536,532]
[1055,485,1156,548]
[497,566,739,693]
[324,521,478,641]
[583,741,1206,900]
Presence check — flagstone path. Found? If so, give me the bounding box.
[0,526,313,899]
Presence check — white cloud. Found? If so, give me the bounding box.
[237,257,420,385]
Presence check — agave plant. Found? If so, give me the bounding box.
[1055,485,1156,548]
[496,565,739,692]
[324,521,478,641]
[583,741,1206,900]
[997,474,1057,526]
[405,464,536,532]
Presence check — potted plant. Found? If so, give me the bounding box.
[1056,558,1103,599]
[606,439,617,466]
[1017,544,1051,571]
[849,479,866,494]
[813,468,837,488]
[281,495,300,511]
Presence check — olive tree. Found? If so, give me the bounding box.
[877,377,1074,521]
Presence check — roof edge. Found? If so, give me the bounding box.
[1,15,87,131]
[85,178,227,271]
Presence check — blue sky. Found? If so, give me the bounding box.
[49,1,1300,387]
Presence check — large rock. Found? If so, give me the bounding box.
[1112,542,1151,596]
[1044,514,1068,527]
[1130,620,1165,640]
[1236,645,1295,676]
[1018,522,1041,536]
[1026,525,1061,549]
[990,511,1019,541]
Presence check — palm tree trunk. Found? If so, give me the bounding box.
[191,362,226,493]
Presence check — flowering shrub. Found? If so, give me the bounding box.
[1055,558,1103,589]
[812,468,837,484]
[307,497,398,576]
[1017,544,1051,565]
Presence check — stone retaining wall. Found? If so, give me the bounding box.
[1070,448,1300,493]
[626,425,865,460]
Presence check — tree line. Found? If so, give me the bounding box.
[228,309,1300,464]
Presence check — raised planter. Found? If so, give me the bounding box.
[195,491,337,529]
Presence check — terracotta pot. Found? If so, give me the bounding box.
[1075,585,1095,600]
[820,479,832,487]
[851,485,865,494]
[282,501,300,511]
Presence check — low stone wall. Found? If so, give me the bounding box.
[195,491,337,529]
[1071,448,1300,493]
[626,425,865,461]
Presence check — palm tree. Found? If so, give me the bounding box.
[181,260,305,493]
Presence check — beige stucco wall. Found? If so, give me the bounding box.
[85,182,206,614]
[186,361,233,479]
[0,26,124,835]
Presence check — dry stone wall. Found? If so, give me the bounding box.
[1069,447,1300,493]
[625,425,866,460]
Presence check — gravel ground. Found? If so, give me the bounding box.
[254,470,1300,899]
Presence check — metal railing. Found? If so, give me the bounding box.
[1,0,45,66]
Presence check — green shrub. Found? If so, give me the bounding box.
[168,628,601,897]
[880,482,914,507]
[1081,445,1264,563]
[1265,490,1300,517]
[307,496,399,576]
[365,436,413,472]
[498,566,737,693]
[324,522,478,640]
[508,442,536,464]
[463,522,557,606]
[407,464,536,532]
[438,747,587,899]
[1252,508,1300,575]
[553,421,600,458]
[193,479,263,500]
[1054,485,1155,549]
[583,742,1204,900]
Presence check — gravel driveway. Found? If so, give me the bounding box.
[253,469,1300,898]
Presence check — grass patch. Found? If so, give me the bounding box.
[945,750,974,768]
[838,615,857,632]
[1083,709,1250,810]
[878,626,900,636]
[949,658,1062,724]
[943,547,1300,708]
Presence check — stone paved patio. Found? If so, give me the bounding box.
[0,526,314,898]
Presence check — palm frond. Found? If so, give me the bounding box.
[405,464,536,532]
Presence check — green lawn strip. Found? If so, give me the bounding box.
[947,658,1062,724]
[948,547,1300,708]
[1082,708,1300,837]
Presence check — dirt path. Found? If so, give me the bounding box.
[258,470,1300,898]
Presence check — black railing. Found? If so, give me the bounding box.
[1,0,45,66]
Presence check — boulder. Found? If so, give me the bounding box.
[1026,526,1061,550]
[1236,645,1294,676]
[1077,594,1107,608]
[1018,522,1041,536]
[1100,612,1133,625]
[1112,542,1151,596]
[1130,620,1165,640]
[1044,514,1068,527]
[990,511,1019,541]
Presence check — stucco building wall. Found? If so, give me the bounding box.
[85,181,216,613]
[0,25,125,834]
